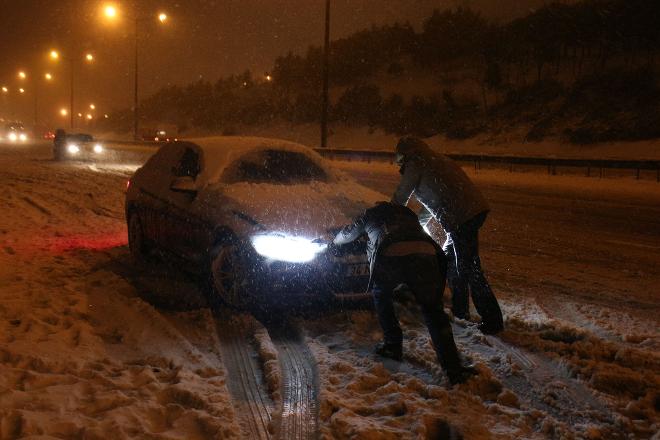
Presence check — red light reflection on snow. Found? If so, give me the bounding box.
[46,230,127,253]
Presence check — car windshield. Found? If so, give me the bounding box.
[224,149,328,184]
[67,133,94,142]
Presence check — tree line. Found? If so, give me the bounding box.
[102,0,660,143]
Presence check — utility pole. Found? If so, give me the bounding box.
[133,13,139,140]
[320,0,330,148]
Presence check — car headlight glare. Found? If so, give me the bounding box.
[93,144,103,153]
[8,133,17,141]
[19,133,27,141]
[67,144,80,154]
[251,233,326,263]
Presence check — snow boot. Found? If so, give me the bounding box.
[446,365,478,385]
[374,342,403,361]
[478,319,504,335]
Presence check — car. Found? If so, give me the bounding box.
[54,133,105,160]
[143,130,176,143]
[1,122,28,143]
[125,136,386,310]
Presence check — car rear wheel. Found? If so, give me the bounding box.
[209,244,253,310]
[128,212,149,262]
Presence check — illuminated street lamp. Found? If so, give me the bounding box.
[265,74,273,82]
[104,4,117,19]
[18,71,27,79]
[49,49,95,129]
[89,103,96,110]
[102,4,170,139]
[44,73,53,81]
[86,113,93,120]
[1,86,8,93]
[18,88,25,94]
[60,108,68,116]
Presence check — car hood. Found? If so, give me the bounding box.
[203,179,386,239]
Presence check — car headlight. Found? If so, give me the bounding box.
[8,133,17,142]
[251,233,326,263]
[93,144,103,153]
[19,133,27,141]
[67,144,80,154]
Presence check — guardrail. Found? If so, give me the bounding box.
[314,148,660,182]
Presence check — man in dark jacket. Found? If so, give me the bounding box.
[334,201,476,385]
[53,128,67,161]
[391,136,504,335]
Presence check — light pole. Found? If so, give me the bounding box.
[103,4,168,140]
[321,0,331,148]
[49,50,94,129]
[16,69,54,128]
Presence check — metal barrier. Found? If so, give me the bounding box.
[314,148,660,182]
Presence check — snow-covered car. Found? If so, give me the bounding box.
[125,136,385,309]
[54,133,105,160]
[1,122,28,143]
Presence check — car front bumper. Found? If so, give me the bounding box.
[255,250,371,306]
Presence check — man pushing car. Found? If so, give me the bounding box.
[391,136,504,335]
[333,201,476,385]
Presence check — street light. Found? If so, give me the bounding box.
[104,4,117,19]
[90,103,96,110]
[1,86,8,93]
[102,4,169,139]
[49,49,95,129]
[18,71,27,79]
[19,88,25,94]
[60,108,68,116]
[44,73,53,81]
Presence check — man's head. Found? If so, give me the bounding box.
[395,136,430,165]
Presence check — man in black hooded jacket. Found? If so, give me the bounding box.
[334,201,476,385]
[391,136,504,335]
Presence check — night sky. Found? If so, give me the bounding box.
[0,0,546,124]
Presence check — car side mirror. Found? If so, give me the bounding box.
[170,176,197,193]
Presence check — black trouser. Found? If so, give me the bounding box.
[444,212,503,326]
[372,254,462,372]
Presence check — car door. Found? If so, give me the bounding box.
[134,143,187,248]
[164,146,211,264]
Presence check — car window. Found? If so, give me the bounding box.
[172,147,201,178]
[223,149,327,184]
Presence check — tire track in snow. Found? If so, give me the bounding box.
[452,323,614,428]
[268,324,319,440]
[215,317,275,440]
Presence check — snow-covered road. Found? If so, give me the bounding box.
[1,142,658,439]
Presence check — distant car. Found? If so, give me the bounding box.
[54,133,105,161]
[144,130,176,143]
[1,123,28,143]
[43,131,56,140]
[125,136,384,310]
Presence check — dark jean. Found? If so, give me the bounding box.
[371,254,461,372]
[443,212,503,326]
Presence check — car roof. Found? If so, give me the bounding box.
[184,136,328,186]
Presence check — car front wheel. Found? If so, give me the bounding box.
[209,243,255,310]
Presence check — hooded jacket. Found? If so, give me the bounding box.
[391,137,489,233]
[334,202,445,290]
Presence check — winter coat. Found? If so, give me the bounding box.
[333,202,444,290]
[391,138,489,233]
